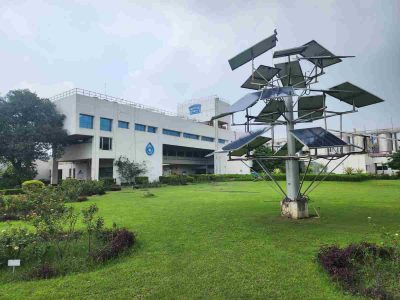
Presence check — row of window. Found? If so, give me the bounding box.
[80,114,228,144]
[163,129,226,144]
[80,114,157,133]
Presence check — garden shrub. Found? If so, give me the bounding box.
[61,179,83,202]
[0,191,135,281]
[135,176,149,185]
[101,178,116,190]
[80,180,105,196]
[109,184,122,191]
[21,180,45,191]
[0,188,24,195]
[317,242,399,299]
[0,194,34,221]
[159,175,194,185]
[92,228,135,262]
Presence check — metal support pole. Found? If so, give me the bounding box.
[284,94,300,200]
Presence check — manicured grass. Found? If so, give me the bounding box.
[1,180,399,299]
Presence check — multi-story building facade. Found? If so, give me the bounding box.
[36,89,249,184]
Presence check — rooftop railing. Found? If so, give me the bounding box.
[49,88,202,123]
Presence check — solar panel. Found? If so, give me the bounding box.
[300,40,342,68]
[274,140,304,156]
[326,82,384,108]
[275,61,306,88]
[273,45,307,58]
[255,100,285,123]
[211,91,262,120]
[228,32,278,71]
[222,127,269,152]
[241,65,280,90]
[211,87,295,120]
[291,127,348,148]
[230,136,271,157]
[297,95,325,119]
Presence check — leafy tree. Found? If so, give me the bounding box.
[252,145,285,173]
[388,151,400,171]
[0,89,68,182]
[114,156,147,187]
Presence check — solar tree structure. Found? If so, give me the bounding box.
[210,30,385,219]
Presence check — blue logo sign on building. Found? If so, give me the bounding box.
[146,142,154,156]
[189,104,201,115]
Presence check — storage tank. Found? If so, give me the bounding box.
[378,133,392,153]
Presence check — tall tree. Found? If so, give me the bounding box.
[0,89,68,182]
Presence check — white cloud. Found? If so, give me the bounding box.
[0,8,35,39]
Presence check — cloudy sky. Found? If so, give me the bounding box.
[1,0,399,134]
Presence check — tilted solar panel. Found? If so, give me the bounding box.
[274,140,304,156]
[291,127,348,148]
[300,40,342,68]
[211,91,262,120]
[228,32,278,71]
[297,95,324,119]
[241,65,280,90]
[273,45,308,58]
[211,87,295,120]
[222,127,269,152]
[255,100,285,123]
[275,61,306,88]
[326,82,384,108]
[230,136,271,157]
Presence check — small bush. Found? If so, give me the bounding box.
[317,243,399,299]
[101,178,116,190]
[80,180,105,196]
[0,194,34,221]
[135,176,149,185]
[159,175,194,185]
[109,184,121,191]
[0,188,24,195]
[92,228,135,262]
[22,180,45,191]
[27,264,58,280]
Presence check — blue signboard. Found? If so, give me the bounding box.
[146,142,154,156]
[189,104,201,115]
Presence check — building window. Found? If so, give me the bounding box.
[99,167,113,179]
[147,126,157,133]
[79,114,94,129]
[100,118,112,131]
[135,123,146,132]
[201,136,214,142]
[118,120,129,129]
[163,129,181,137]
[183,133,199,140]
[218,139,227,144]
[100,137,112,150]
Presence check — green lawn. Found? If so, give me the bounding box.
[1,180,399,299]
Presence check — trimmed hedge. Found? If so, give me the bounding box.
[159,175,194,185]
[135,176,149,185]
[159,173,399,185]
[22,180,45,191]
[0,188,24,195]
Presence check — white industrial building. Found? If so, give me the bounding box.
[38,89,249,184]
[317,128,400,175]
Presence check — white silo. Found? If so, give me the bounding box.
[378,132,392,153]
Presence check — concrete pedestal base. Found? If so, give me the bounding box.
[281,199,309,219]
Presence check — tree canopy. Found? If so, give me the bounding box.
[114,156,147,186]
[388,151,400,171]
[0,89,68,181]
